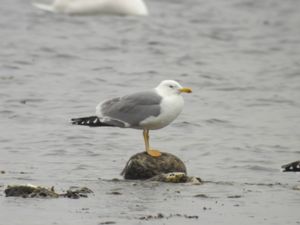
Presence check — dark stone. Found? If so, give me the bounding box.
[227,195,242,198]
[107,191,122,195]
[282,160,300,172]
[194,194,209,198]
[138,213,199,220]
[121,151,187,180]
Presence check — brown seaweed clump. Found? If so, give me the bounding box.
[121,151,187,180]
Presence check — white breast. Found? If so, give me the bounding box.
[140,95,184,130]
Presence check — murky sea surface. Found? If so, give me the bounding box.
[1,0,300,224]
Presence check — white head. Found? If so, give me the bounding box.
[155,80,192,96]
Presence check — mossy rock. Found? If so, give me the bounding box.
[121,151,187,180]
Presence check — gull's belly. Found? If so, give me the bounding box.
[139,95,184,130]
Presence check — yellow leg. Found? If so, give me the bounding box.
[143,129,150,152]
[143,129,161,157]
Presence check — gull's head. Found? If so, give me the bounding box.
[155,80,192,96]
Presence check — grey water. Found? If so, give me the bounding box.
[1,0,300,224]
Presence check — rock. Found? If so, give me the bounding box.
[292,185,300,191]
[138,213,199,220]
[147,172,202,184]
[60,186,93,199]
[282,160,300,172]
[99,222,116,225]
[121,151,187,180]
[4,184,93,199]
[4,184,59,198]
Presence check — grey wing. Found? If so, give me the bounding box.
[98,91,162,127]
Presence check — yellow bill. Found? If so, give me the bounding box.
[179,87,192,93]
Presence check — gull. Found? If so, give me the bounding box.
[71,80,192,157]
[33,0,148,16]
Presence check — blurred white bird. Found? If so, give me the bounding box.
[33,0,148,16]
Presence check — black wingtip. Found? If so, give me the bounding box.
[70,116,98,126]
[70,117,85,125]
[70,116,115,127]
[282,160,300,172]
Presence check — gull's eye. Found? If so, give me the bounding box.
[168,85,174,88]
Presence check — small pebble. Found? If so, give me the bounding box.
[107,191,122,195]
[99,221,116,224]
[227,195,242,198]
[194,194,209,198]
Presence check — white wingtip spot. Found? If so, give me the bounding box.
[93,118,98,124]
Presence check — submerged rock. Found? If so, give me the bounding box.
[138,213,199,220]
[147,172,202,184]
[4,184,93,199]
[121,151,187,180]
[61,186,93,199]
[282,160,300,172]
